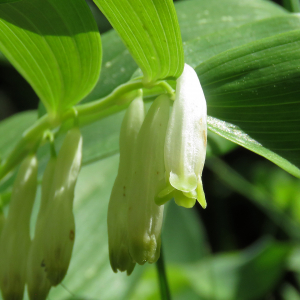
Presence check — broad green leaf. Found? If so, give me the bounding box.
[184,239,291,300]
[177,0,287,41]
[0,0,101,115]
[207,117,300,179]
[0,0,21,3]
[83,30,137,103]
[194,30,300,178]
[85,0,287,103]
[93,0,184,84]
[185,15,300,67]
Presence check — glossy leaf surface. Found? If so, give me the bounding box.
[195,29,300,177]
[93,0,184,84]
[0,0,101,115]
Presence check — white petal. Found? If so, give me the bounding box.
[107,95,144,274]
[127,95,170,265]
[165,63,207,193]
[42,128,82,286]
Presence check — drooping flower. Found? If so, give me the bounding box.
[127,94,170,264]
[163,63,207,208]
[108,94,145,275]
[27,156,56,300]
[0,155,38,300]
[41,127,82,286]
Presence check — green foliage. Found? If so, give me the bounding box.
[0,0,21,3]
[0,0,300,299]
[93,0,184,85]
[0,0,101,115]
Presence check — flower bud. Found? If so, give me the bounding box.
[42,128,82,286]
[127,95,170,265]
[27,156,56,300]
[164,63,207,208]
[0,155,38,300]
[108,94,145,275]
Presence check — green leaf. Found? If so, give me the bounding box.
[0,111,36,160]
[84,0,288,104]
[207,117,300,179]
[185,15,300,67]
[206,157,300,240]
[93,0,184,84]
[162,201,209,264]
[0,0,21,3]
[193,30,300,178]
[177,0,287,41]
[184,239,291,300]
[0,0,101,115]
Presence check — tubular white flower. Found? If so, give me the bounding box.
[164,63,207,208]
[42,128,82,286]
[27,156,56,300]
[108,94,145,275]
[127,94,170,265]
[0,155,38,300]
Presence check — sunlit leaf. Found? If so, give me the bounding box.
[0,0,101,115]
[177,0,287,41]
[195,30,300,177]
[184,239,291,300]
[0,0,21,3]
[93,0,184,84]
[185,15,300,67]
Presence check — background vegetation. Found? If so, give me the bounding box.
[1,0,300,299]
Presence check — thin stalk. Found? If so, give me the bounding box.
[156,246,171,300]
[283,0,300,12]
[0,79,175,182]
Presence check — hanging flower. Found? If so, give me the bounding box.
[108,94,145,275]
[27,156,56,300]
[41,127,82,286]
[163,63,207,208]
[127,94,170,265]
[0,155,38,300]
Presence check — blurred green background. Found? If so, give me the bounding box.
[1,0,300,299]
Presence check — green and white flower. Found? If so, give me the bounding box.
[42,128,82,286]
[127,94,170,265]
[27,156,56,300]
[108,94,145,275]
[0,155,38,300]
[164,63,207,208]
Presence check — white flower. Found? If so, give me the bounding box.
[127,94,170,264]
[164,63,207,208]
[108,94,145,275]
[41,128,82,286]
[0,155,38,300]
[27,156,56,300]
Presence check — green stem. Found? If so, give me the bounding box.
[0,79,175,182]
[156,246,171,300]
[282,0,300,12]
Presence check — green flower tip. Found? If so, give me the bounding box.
[164,63,207,209]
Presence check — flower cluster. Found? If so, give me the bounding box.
[0,128,82,300]
[108,64,207,274]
